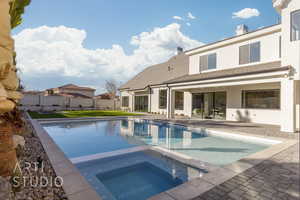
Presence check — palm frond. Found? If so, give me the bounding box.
[9,0,31,29]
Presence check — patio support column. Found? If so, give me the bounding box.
[131,94,135,112]
[148,89,152,113]
[281,78,296,133]
[167,88,175,119]
[184,92,192,118]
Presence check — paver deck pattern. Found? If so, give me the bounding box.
[148,117,299,139]
[193,143,299,200]
[146,117,299,200]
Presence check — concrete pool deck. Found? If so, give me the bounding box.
[27,115,299,200]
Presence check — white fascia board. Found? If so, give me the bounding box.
[186,25,281,56]
[168,71,288,88]
[171,77,284,90]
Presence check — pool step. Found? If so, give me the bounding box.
[71,145,150,164]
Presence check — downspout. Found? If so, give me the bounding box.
[167,84,171,119]
[148,86,152,113]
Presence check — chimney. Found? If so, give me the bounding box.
[177,46,183,54]
[235,24,248,36]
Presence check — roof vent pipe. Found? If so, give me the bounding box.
[235,24,249,36]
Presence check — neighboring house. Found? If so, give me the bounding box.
[22,90,44,95]
[120,0,300,133]
[94,93,119,100]
[45,84,95,98]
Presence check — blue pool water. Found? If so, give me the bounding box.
[96,162,182,200]
[76,150,202,200]
[43,119,270,165]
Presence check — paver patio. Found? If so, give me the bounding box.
[149,118,299,200]
[193,143,299,200]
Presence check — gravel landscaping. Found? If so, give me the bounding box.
[0,125,68,200]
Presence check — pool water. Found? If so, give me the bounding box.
[43,119,270,165]
[76,150,202,200]
[96,162,182,200]
[43,121,141,158]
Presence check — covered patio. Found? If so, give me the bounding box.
[164,62,299,133]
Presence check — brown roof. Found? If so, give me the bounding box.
[53,92,92,99]
[95,93,113,99]
[58,84,95,91]
[120,53,189,90]
[165,61,289,84]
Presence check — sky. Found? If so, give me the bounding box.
[13,0,280,93]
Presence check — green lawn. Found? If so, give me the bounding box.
[28,110,143,119]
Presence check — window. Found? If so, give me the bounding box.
[291,10,300,41]
[242,90,280,109]
[175,92,184,110]
[159,90,167,109]
[122,96,129,107]
[134,96,148,112]
[200,53,217,71]
[239,42,261,65]
[208,53,217,70]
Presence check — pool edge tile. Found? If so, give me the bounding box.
[28,118,103,200]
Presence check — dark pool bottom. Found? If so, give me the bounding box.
[96,162,182,200]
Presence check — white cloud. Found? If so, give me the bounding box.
[186,22,191,26]
[232,8,260,19]
[14,24,203,92]
[172,16,183,20]
[187,12,196,20]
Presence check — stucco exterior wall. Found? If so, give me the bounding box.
[149,88,191,116]
[281,0,300,80]
[150,88,167,114]
[296,80,300,130]
[120,91,134,111]
[189,31,281,75]
[226,83,281,125]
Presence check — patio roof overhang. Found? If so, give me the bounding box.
[167,65,291,90]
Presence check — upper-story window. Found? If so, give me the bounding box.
[239,42,260,65]
[291,10,300,41]
[199,53,217,72]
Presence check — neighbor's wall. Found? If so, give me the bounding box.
[226,82,281,125]
[20,94,119,111]
[70,98,93,107]
[189,29,281,75]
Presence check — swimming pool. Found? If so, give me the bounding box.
[42,119,272,165]
[76,150,204,200]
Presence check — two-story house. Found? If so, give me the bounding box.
[120,0,300,133]
[45,84,96,98]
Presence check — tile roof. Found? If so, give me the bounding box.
[58,84,95,91]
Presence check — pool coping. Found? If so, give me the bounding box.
[28,115,298,200]
[25,113,103,200]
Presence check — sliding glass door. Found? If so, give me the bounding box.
[192,92,226,120]
[134,96,148,112]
